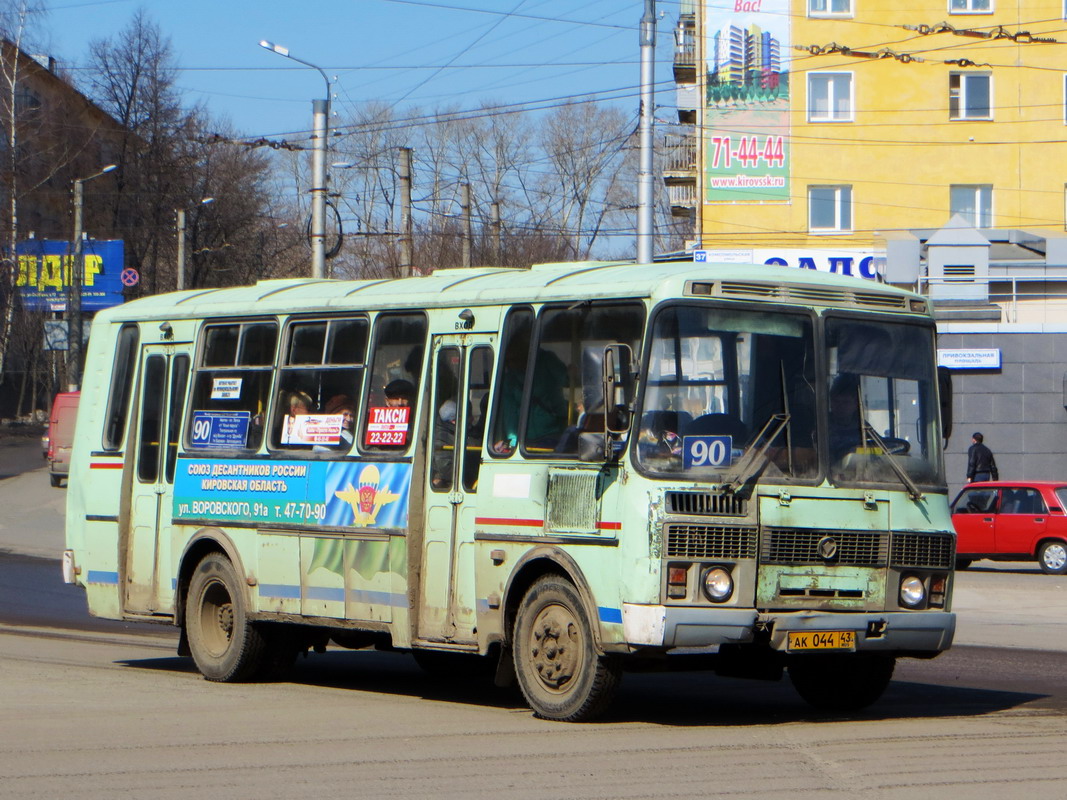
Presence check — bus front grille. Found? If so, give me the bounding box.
[664,524,758,559]
[761,528,889,566]
[890,532,955,570]
[665,491,747,516]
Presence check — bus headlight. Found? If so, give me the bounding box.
[702,567,733,603]
[899,575,926,608]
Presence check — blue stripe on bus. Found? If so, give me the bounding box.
[598,606,622,624]
[347,589,407,607]
[304,586,346,603]
[258,583,301,599]
[258,584,407,607]
[87,570,119,585]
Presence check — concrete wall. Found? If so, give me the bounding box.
[938,332,1067,498]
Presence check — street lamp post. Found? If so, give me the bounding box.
[176,197,215,291]
[259,39,330,279]
[68,164,116,391]
[636,0,657,265]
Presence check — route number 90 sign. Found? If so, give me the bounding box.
[682,435,733,470]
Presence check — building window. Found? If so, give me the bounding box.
[950,185,993,227]
[949,72,991,120]
[809,0,852,15]
[808,73,853,122]
[808,185,852,233]
[949,0,991,12]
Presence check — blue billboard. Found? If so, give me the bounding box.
[15,239,125,312]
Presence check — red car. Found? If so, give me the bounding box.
[951,481,1067,574]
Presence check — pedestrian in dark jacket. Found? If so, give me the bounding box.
[966,432,998,483]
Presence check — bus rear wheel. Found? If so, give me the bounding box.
[186,553,267,682]
[513,575,621,722]
[788,654,895,712]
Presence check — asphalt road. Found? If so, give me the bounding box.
[4,432,1067,797]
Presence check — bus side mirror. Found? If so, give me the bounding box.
[938,366,953,441]
[603,344,635,434]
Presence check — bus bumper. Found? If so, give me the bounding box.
[622,604,956,653]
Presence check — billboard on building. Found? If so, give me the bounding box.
[705,1,790,203]
[15,239,125,312]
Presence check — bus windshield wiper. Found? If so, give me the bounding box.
[861,422,924,501]
[855,383,923,501]
[718,411,791,494]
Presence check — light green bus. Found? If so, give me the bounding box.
[64,260,956,721]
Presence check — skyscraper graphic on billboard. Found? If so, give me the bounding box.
[705,1,790,203]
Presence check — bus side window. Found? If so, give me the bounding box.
[103,324,140,450]
[462,346,494,491]
[188,321,278,451]
[430,347,462,491]
[270,317,368,452]
[527,302,645,457]
[360,312,427,452]
[489,308,534,458]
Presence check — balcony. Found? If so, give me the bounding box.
[673,13,696,84]
[667,184,697,219]
[662,129,697,180]
[661,128,697,219]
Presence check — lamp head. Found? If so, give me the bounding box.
[259,39,289,57]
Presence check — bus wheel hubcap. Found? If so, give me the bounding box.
[529,604,581,692]
[217,603,234,639]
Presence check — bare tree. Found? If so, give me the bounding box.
[0,0,44,388]
[87,9,189,296]
[329,102,408,278]
[537,101,635,259]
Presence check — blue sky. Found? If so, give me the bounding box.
[45,0,680,141]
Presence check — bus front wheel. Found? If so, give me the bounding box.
[513,575,621,722]
[186,553,267,682]
[788,653,895,712]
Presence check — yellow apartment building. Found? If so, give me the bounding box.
[667,1,1067,249]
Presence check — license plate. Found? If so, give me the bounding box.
[787,630,856,651]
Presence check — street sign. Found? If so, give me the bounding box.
[120,268,139,287]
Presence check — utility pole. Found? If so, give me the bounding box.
[176,197,213,291]
[399,147,413,277]
[175,208,186,291]
[311,98,328,278]
[461,183,472,268]
[67,179,84,392]
[491,200,502,265]
[67,165,115,392]
[258,41,330,279]
[637,0,657,264]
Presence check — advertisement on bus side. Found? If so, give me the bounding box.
[173,458,411,529]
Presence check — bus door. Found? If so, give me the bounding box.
[124,343,191,615]
[417,335,495,644]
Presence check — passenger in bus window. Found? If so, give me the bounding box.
[828,373,862,462]
[492,341,568,454]
[282,390,313,445]
[432,397,458,488]
[385,379,414,407]
[323,394,355,448]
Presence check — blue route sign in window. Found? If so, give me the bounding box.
[682,435,733,469]
[190,410,251,449]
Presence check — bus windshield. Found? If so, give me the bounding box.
[636,304,818,481]
[825,316,943,488]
